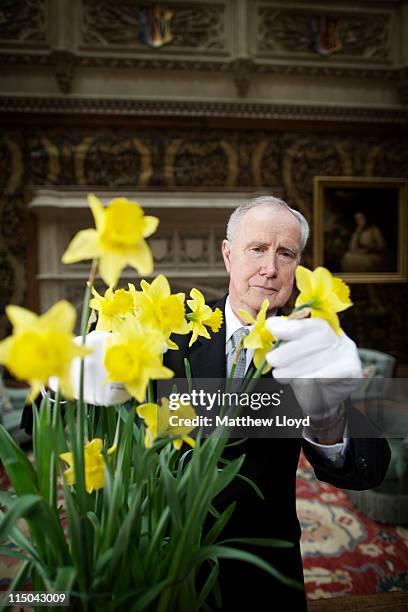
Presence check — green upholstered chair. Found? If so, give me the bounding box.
[357,348,396,379]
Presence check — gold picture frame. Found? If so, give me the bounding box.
[313,177,408,283]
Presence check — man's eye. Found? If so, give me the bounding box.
[280,251,295,259]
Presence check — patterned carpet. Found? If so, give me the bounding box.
[1,451,408,604]
[297,453,408,600]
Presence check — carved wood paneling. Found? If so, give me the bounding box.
[80,0,227,53]
[256,6,391,62]
[0,0,47,45]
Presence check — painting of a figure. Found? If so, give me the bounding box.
[314,178,407,282]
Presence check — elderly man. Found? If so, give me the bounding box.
[21,195,390,609]
[163,195,391,609]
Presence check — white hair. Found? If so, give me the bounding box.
[226,194,309,253]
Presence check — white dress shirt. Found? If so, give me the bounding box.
[224,296,349,467]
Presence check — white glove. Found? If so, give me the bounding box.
[265,317,363,440]
[49,330,131,406]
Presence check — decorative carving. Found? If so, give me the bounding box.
[0,96,407,124]
[257,8,391,61]
[0,50,400,81]
[281,136,353,212]
[81,1,226,51]
[166,4,226,50]
[230,57,255,98]
[73,137,153,187]
[50,50,75,94]
[164,140,238,187]
[25,136,62,186]
[364,141,408,178]
[149,235,174,265]
[179,234,210,265]
[0,136,23,195]
[0,0,47,44]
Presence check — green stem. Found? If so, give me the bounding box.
[241,302,314,394]
[184,358,192,394]
[73,258,98,609]
[49,389,61,510]
[147,380,155,404]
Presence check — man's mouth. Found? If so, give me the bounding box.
[251,285,279,293]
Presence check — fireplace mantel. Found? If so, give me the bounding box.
[28,188,250,325]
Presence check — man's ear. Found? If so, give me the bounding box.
[222,239,231,273]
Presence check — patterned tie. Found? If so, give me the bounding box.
[226,327,250,380]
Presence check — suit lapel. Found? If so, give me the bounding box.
[186,295,227,379]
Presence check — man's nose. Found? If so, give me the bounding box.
[259,252,278,277]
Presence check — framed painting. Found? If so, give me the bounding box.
[313,177,408,283]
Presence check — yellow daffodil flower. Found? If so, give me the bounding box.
[186,288,224,347]
[295,266,352,335]
[62,194,159,287]
[238,299,276,374]
[59,438,116,494]
[89,286,135,332]
[203,308,223,333]
[130,275,190,350]
[103,318,173,402]
[0,301,91,403]
[137,397,196,450]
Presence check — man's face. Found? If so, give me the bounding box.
[222,205,301,319]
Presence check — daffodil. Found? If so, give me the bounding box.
[186,288,224,347]
[295,266,352,335]
[203,308,223,333]
[103,318,173,402]
[137,397,196,450]
[130,275,190,349]
[59,438,116,494]
[89,286,135,332]
[0,301,90,402]
[238,299,276,374]
[62,194,159,287]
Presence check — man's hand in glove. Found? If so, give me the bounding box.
[265,317,363,444]
[49,330,131,406]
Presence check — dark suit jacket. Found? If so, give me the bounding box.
[164,294,391,608]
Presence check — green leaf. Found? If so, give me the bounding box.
[0,545,28,561]
[192,545,303,590]
[196,560,219,611]
[129,578,173,612]
[0,494,42,544]
[104,487,144,592]
[33,398,58,508]
[94,547,113,575]
[212,456,245,498]
[0,490,16,509]
[1,560,32,611]
[0,425,38,495]
[8,525,43,565]
[53,566,77,593]
[61,480,87,593]
[203,502,236,546]
[159,452,183,531]
[234,472,265,500]
[219,537,294,548]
